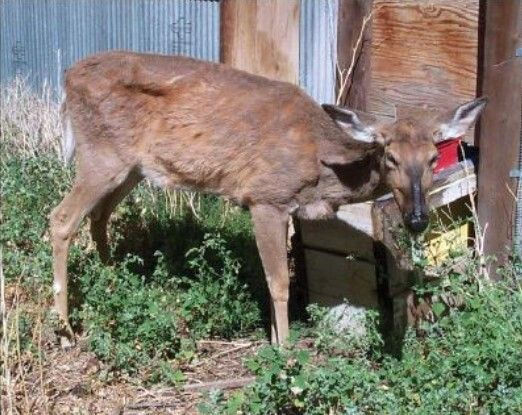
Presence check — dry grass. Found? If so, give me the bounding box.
[0,255,56,415]
[0,78,62,159]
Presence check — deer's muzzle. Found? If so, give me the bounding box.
[404,181,429,233]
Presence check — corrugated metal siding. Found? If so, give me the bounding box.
[0,0,220,98]
[1,0,338,104]
[299,0,338,104]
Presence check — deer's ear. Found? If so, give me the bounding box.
[322,104,382,144]
[434,97,487,142]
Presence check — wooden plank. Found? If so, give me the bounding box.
[305,249,378,308]
[429,173,476,207]
[336,0,374,109]
[308,290,378,309]
[477,0,522,275]
[368,0,479,142]
[300,218,375,260]
[336,202,374,236]
[220,0,300,83]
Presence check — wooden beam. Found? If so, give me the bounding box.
[477,0,522,276]
[220,0,299,83]
[336,0,374,109]
[369,0,479,136]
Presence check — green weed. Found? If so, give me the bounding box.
[211,252,522,414]
[1,152,263,384]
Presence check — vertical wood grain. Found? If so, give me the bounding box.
[337,0,374,109]
[477,0,522,276]
[368,0,479,140]
[220,0,299,84]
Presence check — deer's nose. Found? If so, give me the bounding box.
[404,212,429,233]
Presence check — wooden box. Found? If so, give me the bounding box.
[299,161,477,341]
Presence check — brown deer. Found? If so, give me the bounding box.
[50,51,486,346]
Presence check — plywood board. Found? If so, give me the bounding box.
[368,0,479,141]
[305,249,378,308]
[300,218,375,261]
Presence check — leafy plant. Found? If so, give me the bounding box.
[72,254,184,381]
[72,235,261,381]
[178,233,261,338]
[213,261,522,414]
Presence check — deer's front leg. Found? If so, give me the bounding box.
[250,204,290,345]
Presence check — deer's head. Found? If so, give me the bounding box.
[322,97,487,233]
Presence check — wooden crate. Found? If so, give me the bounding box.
[300,161,477,341]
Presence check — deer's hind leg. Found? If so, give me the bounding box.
[90,171,142,263]
[50,165,133,347]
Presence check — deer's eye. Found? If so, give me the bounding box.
[385,153,399,168]
[429,154,439,168]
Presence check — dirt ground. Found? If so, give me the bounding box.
[5,336,265,415]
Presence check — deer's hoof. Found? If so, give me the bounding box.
[50,309,76,349]
[60,334,76,350]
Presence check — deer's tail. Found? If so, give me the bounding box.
[61,95,76,165]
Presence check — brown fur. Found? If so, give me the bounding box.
[50,51,486,346]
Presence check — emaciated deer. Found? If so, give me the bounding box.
[50,51,486,346]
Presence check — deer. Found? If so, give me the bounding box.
[50,51,486,347]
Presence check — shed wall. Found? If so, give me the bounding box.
[0,0,220,97]
[1,0,338,104]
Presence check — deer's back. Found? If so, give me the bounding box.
[64,51,335,205]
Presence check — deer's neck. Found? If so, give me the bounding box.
[296,145,387,220]
[318,145,387,207]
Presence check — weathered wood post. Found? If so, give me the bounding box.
[220,0,299,83]
[477,0,522,277]
[336,0,373,109]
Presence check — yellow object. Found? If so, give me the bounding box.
[425,198,471,266]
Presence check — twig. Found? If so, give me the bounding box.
[192,342,253,367]
[182,376,256,392]
[459,142,489,283]
[186,191,201,220]
[0,254,14,415]
[208,342,252,360]
[196,339,254,347]
[505,182,518,202]
[125,401,182,410]
[124,377,256,411]
[336,11,374,106]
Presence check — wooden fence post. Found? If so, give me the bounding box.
[477,0,522,277]
[220,0,299,83]
[336,0,373,109]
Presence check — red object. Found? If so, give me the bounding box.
[434,139,460,173]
